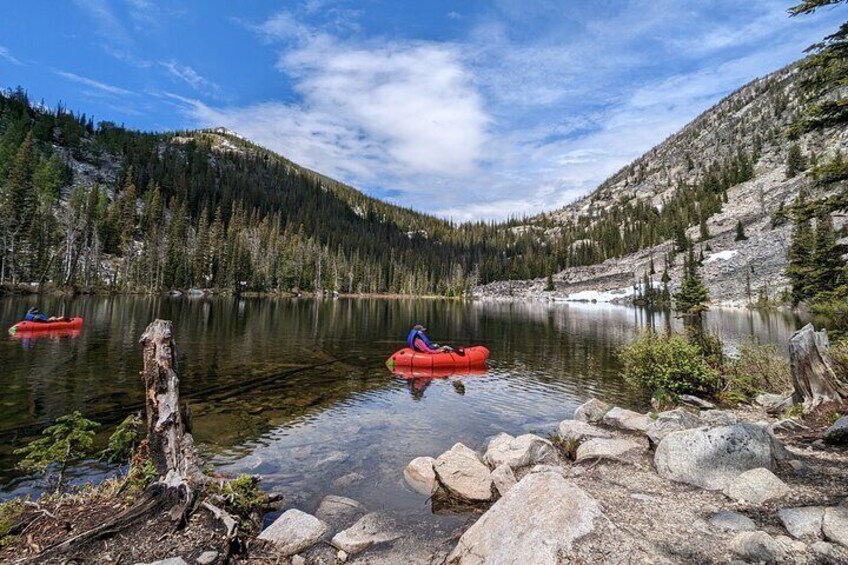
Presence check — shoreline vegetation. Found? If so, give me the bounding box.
[1,315,847,564]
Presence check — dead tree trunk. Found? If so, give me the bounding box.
[140,319,206,520]
[789,323,848,411]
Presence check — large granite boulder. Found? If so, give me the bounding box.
[645,409,703,445]
[557,420,611,443]
[330,513,401,555]
[434,443,493,501]
[723,468,790,504]
[403,456,438,496]
[778,507,825,539]
[573,398,610,423]
[602,407,651,432]
[446,472,602,564]
[258,509,327,556]
[654,424,784,490]
[483,433,557,469]
[574,438,646,464]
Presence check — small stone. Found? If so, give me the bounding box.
[602,407,652,432]
[630,493,660,503]
[557,420,611,443]
[646,409,703,445]
[573,398,611,423]
[337,549,348,562]
[811,541,835,557]
[770,418,809,434]
[823,506,848,548]
[258,509,327,556]
[491,463,517,496]
[700,410,738,426]
[331,513,401,555]
[403,456,438,496]
[195,551,219,565]
[778,507,825,539]
[332,472,365,488]
[139,559,189,565]
[679,394,716,409]
[315,495,364,527]
[775,534,807,553]
[724,467,790,505]
[575,438,646,464]
[291,556,306,565]
[709,511,756,532]
[825,416,848,445]
[434,443,493,501]
[755,393,787,410]
[729,531,787,563]
[483,433,557,469]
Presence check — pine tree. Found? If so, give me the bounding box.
[674,247,709,316]
[811,212,845,294]
[735,221,748,241]
[787,217,816,304]
[785,144,806,178]
[545,272,555,291]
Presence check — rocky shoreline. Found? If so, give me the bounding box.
[247,396,848,565]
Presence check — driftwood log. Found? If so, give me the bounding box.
[789,323,847,411]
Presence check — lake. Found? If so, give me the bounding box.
[0,295,804,534]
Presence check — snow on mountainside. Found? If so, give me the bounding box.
[476,63,848,305]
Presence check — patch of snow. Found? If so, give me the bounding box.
[704,250,738,264]
[559,287,635,303]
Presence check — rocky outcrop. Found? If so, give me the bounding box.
[482,433,557,469]
[723,468,789,504]
[602,407,651,432]
[446,472,602,564]
[573,399,610,423]
[654,424,784,490]
[403,456,437,496]
[434,443,493,501]
[557,420,611,443]
[330,513,401,556]
[258,509,327,556]
[645,409,703,445]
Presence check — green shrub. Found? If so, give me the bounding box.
[548,434,580,461]
[103,413,143,464]
[831,338,848,380]
[219,474,265,517]
[0,498,25,549]
[726,340,792,401]
[620,331,722,396]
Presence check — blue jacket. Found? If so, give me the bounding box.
[407,328,437,352]
[25,311,48,322]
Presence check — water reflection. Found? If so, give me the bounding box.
[0,296,806,524]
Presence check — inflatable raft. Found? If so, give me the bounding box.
[9,317,84,334]
[385,345,490,373]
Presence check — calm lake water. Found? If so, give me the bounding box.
[0,295,805,532]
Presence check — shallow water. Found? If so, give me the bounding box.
[0,295,804,532]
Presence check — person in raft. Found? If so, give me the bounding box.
[24,307,68,323]
[407,324,453,353]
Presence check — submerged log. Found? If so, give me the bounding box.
[789,324,847,411]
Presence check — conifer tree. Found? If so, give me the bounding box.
[785,144,806,178]
[735,221,748,241]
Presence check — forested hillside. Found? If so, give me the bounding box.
[0,89,504,295]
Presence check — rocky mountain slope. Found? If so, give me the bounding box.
[475,63,848,305]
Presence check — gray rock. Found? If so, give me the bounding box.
[825,416,848,445]
[446,472,602,564]
[403,456,437,496]
[654,424,784,490]
[679,394,716,409]
[602,407,652,432]
[770,418,808,434]
[729,531,787,563]
[137,559,189,565]
[291,556,306,565]
[196,551,219,565]
[573,398,611,423]
[778,507,825,539]
[755,393,788,410]
[557,420,611,443]
[709,511,756,532]
[434,443,493,501]
[823,506,848,548]
[490,463,517,496]
[630,493,660,503]
[315,495,364,527]
[723,467,790,504]
[574,438,646,464]
[646,409,703,445]
[700,410,739,426]
[483,433,557,469]
[332,472,365,488]
[330,513,401,555]
[258,509,327,556]
[811,541,836,557]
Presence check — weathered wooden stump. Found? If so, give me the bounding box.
[789,324,847,411]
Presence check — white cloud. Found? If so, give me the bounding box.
[55,70,132,96]
[0,45,21,65]
[159,60,220,92]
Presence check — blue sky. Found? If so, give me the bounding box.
[0,1,840,220]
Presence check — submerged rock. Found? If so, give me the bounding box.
[490,463,517,496]
[778,506,825,539]
[446,472,602,564]
[602,407,651,432]
[709,511,756,532]
[403,456,437,496]
[434,443,493,501]
[654,424,784,490]
[646,409,703,445]
[729,531,787,563]
[258,509,327,556]
[330,513,401,555]
[573,398,611,423]
[574,438,646,464]
[723,468,789,504]
[557,420,611,443]
[315,495,364,528]
[483,433,557,469]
